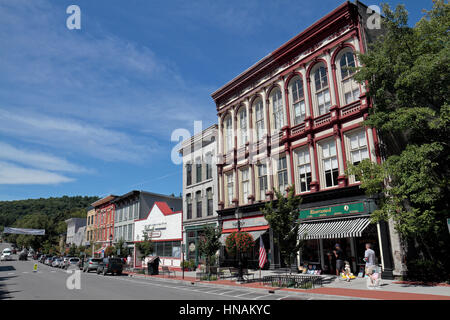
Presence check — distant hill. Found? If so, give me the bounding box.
[0,195,100,230]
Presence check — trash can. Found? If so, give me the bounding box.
[147,256,160,275]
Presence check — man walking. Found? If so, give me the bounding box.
[333,244,344,276]
[364,243,376,273]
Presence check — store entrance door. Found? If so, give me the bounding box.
[321,238,352,275]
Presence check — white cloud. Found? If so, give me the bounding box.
[0,142,88,173]
[0,161,74,185]
[0,109,155,163]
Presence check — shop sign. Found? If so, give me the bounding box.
[189,243,196,252]
[299,202,365,219]
[223,216,268,230]
[147,231,161,238]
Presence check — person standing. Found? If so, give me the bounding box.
[127,255,132,270]
[364,243,376,275]
[333,244,344,276]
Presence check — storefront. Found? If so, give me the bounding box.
[134,202,182,270]
[298,199,394,278]
[219,214,276,269]
[184,223,217,266]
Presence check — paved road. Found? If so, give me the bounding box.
[0,244,357,300]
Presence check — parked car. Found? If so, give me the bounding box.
[65,257,81,270]
[18,251,28,261]
[52,258,62,267]
[97,257,123,276]
[83,258,102,273]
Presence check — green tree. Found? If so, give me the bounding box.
[262,187,303,269]
[113,238,128,258]
[348,1,450,281]
[197,225,222,273]
[68,244,77,257]
[135,231,154,261]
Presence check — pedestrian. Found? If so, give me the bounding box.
[127,255,132,270]
[364,243,376,275]
[333,244,344,276]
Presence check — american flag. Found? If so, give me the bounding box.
[258,237,267,269]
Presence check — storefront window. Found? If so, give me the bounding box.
[301,240,320,264]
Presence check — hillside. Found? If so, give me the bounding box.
[0,195,99,229]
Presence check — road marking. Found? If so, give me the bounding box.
[234,292,254,297]
[277,295,290,300]
[253,294,275,300]
[8,272,15,275]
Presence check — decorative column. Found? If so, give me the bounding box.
[308,134,320,192]
[334,125,347,187]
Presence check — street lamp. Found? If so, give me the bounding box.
[109,234,113,250]
[235,208,245,283]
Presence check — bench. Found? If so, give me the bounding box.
[161,266,176,278]
[229,267,255,281]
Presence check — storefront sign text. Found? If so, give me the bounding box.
[299,202,365,219]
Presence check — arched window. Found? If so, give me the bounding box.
[312,64,331,115]
[254,99,265,141]
[271,88,284,131]
[338,50,360,105]
[224,115,233,153]
[289,76,306,125]
[238,107,248,146]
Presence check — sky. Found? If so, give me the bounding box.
[0,0,433,201]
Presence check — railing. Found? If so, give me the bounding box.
[262,275,323,289]
[291,123,306,136]
[340,101,361,117]
[313,113,332,127]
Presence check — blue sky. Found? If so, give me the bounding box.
[0,0,432,201]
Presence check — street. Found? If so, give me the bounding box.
[0,244,357,300]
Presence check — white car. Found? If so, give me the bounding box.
[1,248,12,261]
[52,258,62,267]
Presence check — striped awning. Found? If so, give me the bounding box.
[298,217,371,240]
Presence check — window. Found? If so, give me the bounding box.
[271,89,284,130]
[206,153,212,179]
[226,173,234,206]
[128,223,133,241]
[254,99,265,141]
[277,156,288,194]
[224,116,233,152]
[196,191,202,218]
[290,77,306,125]
[339,51,360,105]
[258,164,268,201]
[313,65,331,115]
[196,158,202,183]
[123,225,128,241]
[134,202,139,219]
[186,163,192,186]
[206,188,213,216]
[241,168,250,204]
[348,130,369,166]
[321,140,339,187]
[238,108,248,146]
[297,148,312,192]
[114,227,118,241]
[186,194,192,220]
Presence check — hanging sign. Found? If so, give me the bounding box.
[299,202,365,219]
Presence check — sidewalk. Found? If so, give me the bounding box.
[123,270,450,300]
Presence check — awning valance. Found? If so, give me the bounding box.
[298,217,371,240]
[219,230,267,244]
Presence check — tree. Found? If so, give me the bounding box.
[348,1,450,281]
[113,238,128,258]
[197,225,222,273]
[68,244,77,257]
[262,187,303,269]
[104,246,114,257]
[135,231,154,261]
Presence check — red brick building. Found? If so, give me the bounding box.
[212,1,403,278]
[91,195,118,254]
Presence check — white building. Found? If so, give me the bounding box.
[65,218,86,246]
[179,124,219,266]
[134,202,182,269]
